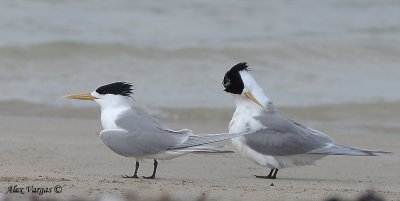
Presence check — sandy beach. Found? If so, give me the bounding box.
[0,101,399,201]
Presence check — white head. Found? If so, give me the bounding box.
[222,62,269,109]
[64,82,134,111]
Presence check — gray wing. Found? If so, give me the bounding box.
[112,111,191,155]
[107,111,250,156]
[244,111,334,156]
[246,111,391,156]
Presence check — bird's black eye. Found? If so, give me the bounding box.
[223,77,231,87]
[222,62,249,94]
[96,82,134,96]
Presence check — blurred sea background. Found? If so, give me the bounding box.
[1,0,399,108]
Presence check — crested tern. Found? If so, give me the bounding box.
[222,62,392,179]
[65,82,247,179]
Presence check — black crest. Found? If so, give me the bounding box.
[222,62,250,94]
[96,82,133,96]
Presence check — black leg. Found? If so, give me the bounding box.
[255,168,278,179]
[271,169,278,179]
[122,160,140,178]
[267,169,274,177]
[133,161,140,178]
[143,159,158,179]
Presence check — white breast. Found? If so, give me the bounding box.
[229,107,281,168]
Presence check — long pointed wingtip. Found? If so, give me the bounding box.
[371,151,393,157]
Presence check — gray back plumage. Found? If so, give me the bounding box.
[100,110,249,157]
[114,111,190,155]
[243,105,391,156]
[244,109,334,156]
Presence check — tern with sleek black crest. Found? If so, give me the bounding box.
[222,62,391,179]
[65,82,248,179]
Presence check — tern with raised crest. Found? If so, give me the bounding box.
[65,82,248,179]
[222,62,391,179]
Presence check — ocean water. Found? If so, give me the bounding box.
[0,0,399,108]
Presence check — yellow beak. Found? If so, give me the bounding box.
[244,92,268,111]
[64,93,97,100]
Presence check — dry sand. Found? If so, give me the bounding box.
[0,101,399,201]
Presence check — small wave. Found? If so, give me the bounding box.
[0,41,256,61]
[0,42,163,60]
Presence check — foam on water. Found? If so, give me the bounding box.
[0,0,399,107]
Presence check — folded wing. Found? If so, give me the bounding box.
[246,112,391,156]
[101,110,246,157]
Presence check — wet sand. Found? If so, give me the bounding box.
[0,101,399,200]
